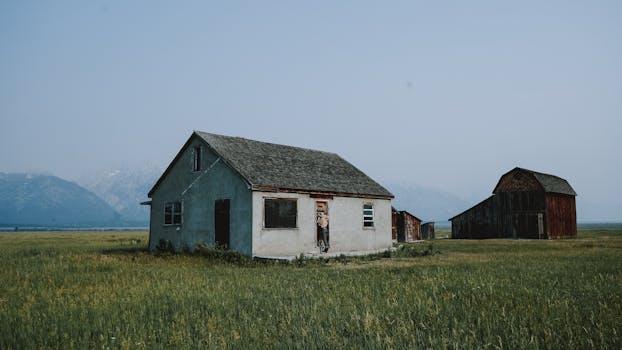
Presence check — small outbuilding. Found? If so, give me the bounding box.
[146,131,394,257]
[449,167,577,239]
[392,208,422,242]
[421,222,435,239]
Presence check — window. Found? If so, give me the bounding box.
[363,203,374,227]
[192,146,201,172]
[164,201,182,225]
[264,198,297,228]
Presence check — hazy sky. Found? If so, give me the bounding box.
[1,1,621,220]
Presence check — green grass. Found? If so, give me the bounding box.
[1,231,621,349]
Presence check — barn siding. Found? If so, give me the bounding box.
[451,168,576,240]
[451,196,502,239]
[421,222,435,239]
[545,193,577,238]
[393,211,421,242]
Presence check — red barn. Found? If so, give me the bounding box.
[450,168,577,239]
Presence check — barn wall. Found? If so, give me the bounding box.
[497,191,546,239]
[451,196,501,239]
[404,214,421,241]
[421,223,435,239]
[545,193,577,238]
[391,211,398,241]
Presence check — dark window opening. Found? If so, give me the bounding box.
[164,201,182,225]
[264,198,297,228]
[193,146,201,172]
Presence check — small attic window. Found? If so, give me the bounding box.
[192,146,201,172]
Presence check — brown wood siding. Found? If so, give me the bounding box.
[421,223,435,239]
[394,211,421,242]
[545,193,577,238]
[391,211,398,240]
[494,171,542,193]
[403,213,421,241]
[451,196,502,239]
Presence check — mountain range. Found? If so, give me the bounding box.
[1,167,473,228]
[0,173,120,227]
[77,166,160,224]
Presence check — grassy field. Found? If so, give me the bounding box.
[1,230,621,349]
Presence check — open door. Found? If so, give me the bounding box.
[316,201,329,251]
[215,199,230,248]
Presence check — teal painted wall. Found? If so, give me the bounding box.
[149,135,253,255]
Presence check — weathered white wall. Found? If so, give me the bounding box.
[251,191,392,257]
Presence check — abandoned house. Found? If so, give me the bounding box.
[145,131,394,257]
[421,222,435,239]
[449,167,577,239]
[391,208,422,242]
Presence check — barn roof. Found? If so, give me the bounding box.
[493,167,577,196]
[149,131,393,199]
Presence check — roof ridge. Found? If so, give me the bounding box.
[515,167,567,181]
[195,131,340,157]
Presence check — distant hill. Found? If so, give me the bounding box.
[0,173,120,227]
[78,166,160,224]
[385,182,472,222]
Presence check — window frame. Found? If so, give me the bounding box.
[164,201,183,226]
[363,203,375,228]
[263,197,298,229]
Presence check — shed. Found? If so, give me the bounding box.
[421,222,435,239]
[391,208,422,242]
[146,131,394,257]
[449,167,577,239]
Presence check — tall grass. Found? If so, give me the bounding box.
[0,231,620,349]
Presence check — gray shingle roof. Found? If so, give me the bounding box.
[494,167,576,196]
[196,131,393,198]
[522,168,577,196]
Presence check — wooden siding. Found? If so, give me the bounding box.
[452,168,576,240]
[391,211,398,240]
[393,211,421,242]
[451,196,501,239]
[494,170,542,193]
[421,222,435,239]
[545,193,577,238]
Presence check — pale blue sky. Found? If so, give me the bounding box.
[1,1,621,220]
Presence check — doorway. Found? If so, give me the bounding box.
[215,199,230,248]
[316,201,329,251]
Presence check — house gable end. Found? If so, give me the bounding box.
[148,132,250,198]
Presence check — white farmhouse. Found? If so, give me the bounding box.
[146,131,393,258]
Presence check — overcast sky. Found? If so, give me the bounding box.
[1,1,621,220]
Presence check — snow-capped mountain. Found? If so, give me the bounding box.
[78,165,161,223]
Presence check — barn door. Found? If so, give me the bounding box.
[215,199,230,248]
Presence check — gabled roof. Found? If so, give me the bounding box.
[493,167,577,196]
[149,131,393,199]
[392,208,422,222]
[448,195,496,221]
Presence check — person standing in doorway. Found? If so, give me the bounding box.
[317,211,329,252]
